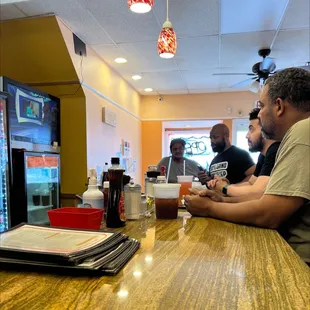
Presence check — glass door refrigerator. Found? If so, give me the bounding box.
[0,92,10,232]
[10,149,60,227]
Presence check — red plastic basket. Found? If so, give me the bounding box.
[48,207,104,230]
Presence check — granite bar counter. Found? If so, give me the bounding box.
[1,212,309,309]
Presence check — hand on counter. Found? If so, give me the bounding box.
[198,171,212,185]
[207,176,229,192]
[184,194,213,217]
[185,189,224,217]
[188,188,223,202]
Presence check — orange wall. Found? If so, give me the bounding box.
[141,92,258,120]
[141,121,162,181]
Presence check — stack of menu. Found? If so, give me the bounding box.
[0,224,140,275]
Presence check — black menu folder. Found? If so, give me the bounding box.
[0,224,140,275]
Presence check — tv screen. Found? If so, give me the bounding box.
[4,79,60,146]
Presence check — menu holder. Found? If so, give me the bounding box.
[0,224,140,275]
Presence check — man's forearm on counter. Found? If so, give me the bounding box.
[223,193,262,203]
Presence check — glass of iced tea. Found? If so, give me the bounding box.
[177,176,193,206]
[153,184,181,219]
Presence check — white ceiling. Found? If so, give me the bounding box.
[0,0,309,95]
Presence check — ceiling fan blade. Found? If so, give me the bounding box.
[260,57,276,72]
[231,77,257,88]
[213,73,256,76]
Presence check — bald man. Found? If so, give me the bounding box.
[199,123,255,184]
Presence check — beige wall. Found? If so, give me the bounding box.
[58,19,142,184]
[141,92,259,120]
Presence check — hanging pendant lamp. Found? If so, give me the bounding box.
[128,0,154,13]
[157,0,177,59]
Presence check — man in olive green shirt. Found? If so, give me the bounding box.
[185,68,310,263]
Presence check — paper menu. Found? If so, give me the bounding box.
[0,225,113,254]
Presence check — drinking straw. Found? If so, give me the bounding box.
[166,156,172,184]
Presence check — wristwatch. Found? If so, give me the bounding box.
[222,184,229,196]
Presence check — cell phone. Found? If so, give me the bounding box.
[197,164,205,172]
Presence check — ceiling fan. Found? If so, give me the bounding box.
[213,48,276,93]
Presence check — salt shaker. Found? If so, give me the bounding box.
[124,179,142,220]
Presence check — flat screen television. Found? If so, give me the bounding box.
[0,77,60,151]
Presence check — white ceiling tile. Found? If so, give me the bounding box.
[221,0,289,34]
[175,36,219,70]
[0,3,26,20]
[15,0,52,16]
[189,88,220,94]
[220,88,249,92]
[157,90,189,95]
[181,70,219,89]
[272,29,310,69]
[139,71,187,91]
[281,0,310,30]
[77,0,160,43]
[182,69,255,90]
[220,31,275,70]
[153,0,219,37]
[2,0,309,95]
[17,0,114,45]
[92,44,139,75]
[119,41,179,72]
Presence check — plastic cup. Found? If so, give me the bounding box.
[153,184,181,219]
[177,176,193,205]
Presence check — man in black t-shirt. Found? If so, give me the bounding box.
[199,123,255,184]
[208,108,280,197]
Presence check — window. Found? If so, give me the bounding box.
[166,131,215,170]
[232,119,259,163]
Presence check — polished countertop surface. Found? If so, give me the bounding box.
[1,212,310,309]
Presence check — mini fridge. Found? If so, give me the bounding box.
[10,149,60,227]
[0,76,61,229]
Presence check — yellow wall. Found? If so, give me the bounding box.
[0,17,77,83]
[35,87,87,194]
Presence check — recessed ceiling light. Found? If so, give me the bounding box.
[185,125,191,128]
[144,88,153,92]
[114,58,127,64]
[132,75,142,80]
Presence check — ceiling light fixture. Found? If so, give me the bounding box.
[132,75,142,80]
[114,57,127,64]
[128,0,154,13]
[144,88,153,92]
[157,0,177,59]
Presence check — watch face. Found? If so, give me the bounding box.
[222,185,228,195]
